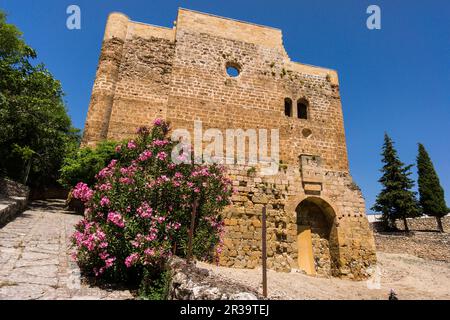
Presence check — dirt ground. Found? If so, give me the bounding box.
[198,252,450,300]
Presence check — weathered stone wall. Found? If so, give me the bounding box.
[372,216,450,233]
[0,178,29,226]
[0,178,29,198]
[220,164,376,279]
[373,225,450,263]
[82,8,376,279]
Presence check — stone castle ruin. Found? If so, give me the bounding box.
[82,8,377,279]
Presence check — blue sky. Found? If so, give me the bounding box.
[1,0,449,211]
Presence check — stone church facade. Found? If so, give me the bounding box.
[82,8,377,279]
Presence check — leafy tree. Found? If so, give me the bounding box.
[372,134,421,231]
[417,143,448,232]
[0,10,79,187]
[59,140,119,189]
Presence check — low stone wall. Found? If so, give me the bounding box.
[0,178,29,226]
[372,216,450,263]
[169,257,261,300]
[374,231,450,263]
[0,178,29,198]
[0,197,28,227]
[372,216,450,232]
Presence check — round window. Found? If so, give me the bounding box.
[226,62,240,77]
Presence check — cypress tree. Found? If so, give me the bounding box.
[372,134,421,231]
[417,143,449,232]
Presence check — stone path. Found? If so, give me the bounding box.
[0,200,133,300]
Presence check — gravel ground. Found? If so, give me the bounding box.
[198,252,450,300]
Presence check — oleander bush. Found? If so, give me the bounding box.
[71,119,232,298]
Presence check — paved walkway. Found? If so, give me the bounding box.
[0,200,133,300]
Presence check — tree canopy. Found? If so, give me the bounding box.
[372,133,421,230]
[59,140,119,189]
[0,10,79,187]
[417,143,448,232]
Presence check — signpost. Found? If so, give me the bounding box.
[262,204,267,298]
[187,199,198,264]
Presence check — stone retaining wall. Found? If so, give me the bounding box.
[0,178,29,226]
[0,178,29,198]
[371,216,450,232]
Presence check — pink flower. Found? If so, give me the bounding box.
[153,118,163,126]
[173,180,181,187]
[97,167,112,179]
[72,182,94,202]
[108,159,118,168]
[115,145,122,153]
[137,202,153,219]
[120,165,137,177]
[127,140,137,150]
[176,153,188,162]
[152,139,168,147]
[99,251,109,260]
[173,222,181,230]
[107,211,125,228]
[94,267,105,276]
[98,183,112,191]
[168,163,176,169]
[100,196,110,207]
[157,151,167,161]
[157,216,166,224]
[145,233,157,242]
[119,177,134,185]
[144,248,155,257]
[105,257,116,268]
[174,172,183,179]
[156,175,169,185]
[138,150,152,162]
[125,253,139,268]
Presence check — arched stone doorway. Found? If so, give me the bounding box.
[295,197,339,276]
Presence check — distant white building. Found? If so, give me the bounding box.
[366,214,382,223]
[366,213,450,223]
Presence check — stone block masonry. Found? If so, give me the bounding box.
[0,178,29,226]
[82,8,377,280]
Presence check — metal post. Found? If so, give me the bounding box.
[186,199,198,264]
[262,205,267,298]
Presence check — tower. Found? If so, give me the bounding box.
[83,8,377,279]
